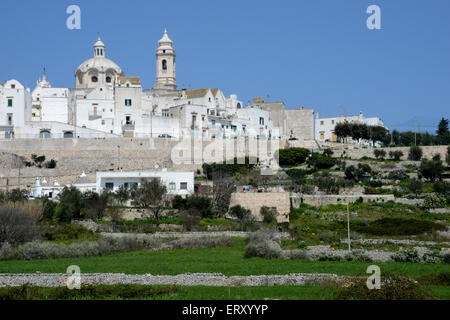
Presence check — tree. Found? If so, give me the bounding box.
[407,178,424,197]
[307,153,337,170]
[260,206,277,224]
[83,190,111,220]
[0,207,36,244]
[212,176,235,214]
[433,181,450,195]
[437,118,449,136]
[130,179,167,219]
[6,189,28,203]
[345,163,371,182]
[186,195,213,218]
[374,149,386,160]
[31,154,46,168]
[277,148,310,166]
[229,205,254,231]
[408,146,423,161]
[419,157,444,182]
[55,186,83,222]
[114,185,130,206]
[389,150,403,161]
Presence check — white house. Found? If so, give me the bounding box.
[29,177,63,200]
[96,170,194,196]
[315,111,386,143]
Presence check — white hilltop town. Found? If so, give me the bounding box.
[0,29,385,143]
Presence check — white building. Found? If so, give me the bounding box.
[96,170,194,196]
[315,111,386,143]
[29,177,63,200]
[2,30,312,141]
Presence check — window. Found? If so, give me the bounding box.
[332,120,335,124]
[162,109,170,117]
[11,84,15,89]
[91,76,98,83]
[180,182,188,190]
[125,99,132,106]
[40,130,51,139]
[259,117,264,125]
[7,98,13,107]
[7,114,13,126]
[106,77,111,83]
[169,182,176,190]
[320,121,324,125]
[124,183,129,189]
[105,182,114,190]
[63,131,73,139]
[101,120,105,125]
[162,59,167,70]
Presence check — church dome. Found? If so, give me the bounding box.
[76,56,122,75]
[75,36,124,89]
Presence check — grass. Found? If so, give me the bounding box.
[0,239,448,277]
[0,284,447,300]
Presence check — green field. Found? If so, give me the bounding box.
[0,284,448,300]
[0,239,448,277]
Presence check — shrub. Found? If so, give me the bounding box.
[335,274,432,300]
[408,146,423,161]
[0,207,36,244]
[314,252,343,261]
[229,205,254,231]
[391,249,420,263]
[245,229,282,259]
[442,254,450,264]
[260,206,277,224]
[419,157,444,182]
[6,200,46,222]
[278,148,310,166]
[170,236,233,250]
[44,159,57,169]
[353,217,446,236]
[39,223,98,243]
[422,250,443,264]
[417,272,450,286]
[386,170,409,181]
[433,181,450,195]
[407,178,424,196]
[345,163,371,181]
[423,194,449,208]
[185,195,213,218]
[179,209,202,231]
[374,149,386,160]
[344,250,372,262]
[55,187,83,222]
[389,150,404,161]
[307,153,337,170]
[172,195,187,210]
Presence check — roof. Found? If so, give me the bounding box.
[211,88,219,97]
[76,57,123,75]
[183,88,210,99]
[159,29,173,45]
[117,76,141,86]
[73,172,93,185]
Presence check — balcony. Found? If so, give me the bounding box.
[122,120,135,130]
[88,110,102,120]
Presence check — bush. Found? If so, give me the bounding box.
[229,205,254,231]
[345,163,372,182]
[391,249,420,263]
[422,250,443,264]
[307,153,337,170]
[408,146,423,161]
[245,229,282,259]
[374,149,386,160]
[278,148,310,166]
[55,187,83,222]
[419,157,444,182]
[39,223,98,243]
[386,170,409,181]
[344,250,372,262]
[417,272,450,286]
[433,181,450,195]
[0,207,36,244]
[170,236,233,250]
[389,150,404,161]
[335,274,432,300]
[407,178,424,196]
[185,195,213,219]
[353,217,446,236]
[260,206,277,224]
[314,252,343,261]
[172,195,187,210]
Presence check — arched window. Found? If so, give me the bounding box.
[237,103,242,109]
[91,76,98,83]
[106,76,111,83]
[40,130,51,139]
[64,131,74,139]
[162,59,167,70]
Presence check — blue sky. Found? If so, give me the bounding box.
[0,0,449,132]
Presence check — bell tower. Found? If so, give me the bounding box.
[154,29,176,90]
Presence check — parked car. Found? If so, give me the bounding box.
[158,134,172,138]
[288,137,298,141]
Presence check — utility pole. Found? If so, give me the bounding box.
[347,202,351,252]
[117,145,121,171]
